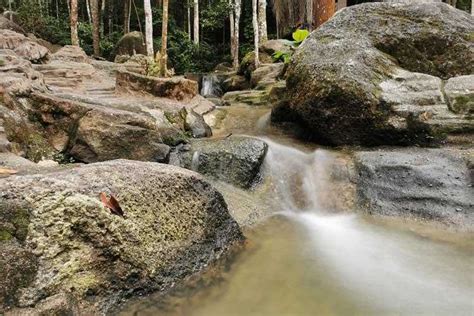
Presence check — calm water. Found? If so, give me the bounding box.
[119,108,474,316]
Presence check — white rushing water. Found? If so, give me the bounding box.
[201,74,222,98]
[121,137,474,316]
[263,139,474,315]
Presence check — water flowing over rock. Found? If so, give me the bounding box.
[273,2,473,146]
[355,148,474,231]
[172,136,268,189]
[0,160,243,314]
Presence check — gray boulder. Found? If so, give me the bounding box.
[0,160,243,313]
[173,136,268,189]
[113,31,146,57]
[355,148,474,231]
[274,2,474,146]
[0,16,25,34]
[184,109,213,138]
[260,39,294,55]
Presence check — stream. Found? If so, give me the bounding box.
[120,104,474,316]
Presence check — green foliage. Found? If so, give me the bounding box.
[17,0,71,46]
[272,51,291,64]
[201,0,231,32]
[292,29,310,44]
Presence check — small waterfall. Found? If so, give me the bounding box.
[261,138,334,212]
[201,74,222,98]
[191,151,201,171]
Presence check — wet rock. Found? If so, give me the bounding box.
[116,70,198,101]
[250,63,284,89]
[222,90,269,106]
[174,136,268,189]
[260,39,293,55]
[0,160,243,313]
[184,109,213,138]
[222,74,250,92]
[113,31,147,57]
[0,30,49,63]
[238,51,273,80]
[355,148,474,231]
[275,2,474,146]
[444,75,474,115]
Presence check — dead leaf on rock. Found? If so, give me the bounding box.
[99,192,124,217]
[0,168,18,175]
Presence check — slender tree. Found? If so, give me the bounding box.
[86,0,92,23]
[232,0,242,69]
[144,0,154,57]
[91,0,100,56]
[252,0,260,68]
[70,0,79,46]
[258,0,268,43]
[124,0,131,34]
[160,0,169,77]
[193,0,200,44]
[187,0,192,39]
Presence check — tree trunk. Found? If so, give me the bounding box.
[313,0,335,28]
[100,0,106,36]
[124,0,131,34]
[258,0,268,43]
[144,0,154,57]
[252,0,259,69]
[193,0,199,45]
[91,0,100,56]
[86,0,92,23]
[187,1,191,40]
[233,0,242,69]
[108,0,114,35]
[306,0,314,30]
[229,0,235,63]
[160,0,169,77]
[70,0,79,46]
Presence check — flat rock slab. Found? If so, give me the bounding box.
[355,148,474,231]
[116,70,198,102]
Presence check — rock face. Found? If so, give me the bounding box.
[0,36,212,164]
[116,70,198,101]
[0,16,25,34]
[172,136,268,189]
[0,160,243,313]
[113,31,147,57]
[274,2,473,146]
[355,149,474,231]
[0,30,49,63]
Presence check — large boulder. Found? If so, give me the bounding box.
[273,2,474,146]
[0,160,243,313]
[355,148,474,231]
[172,136,268,189]
[0,30,49,63]
[113,31,146,57]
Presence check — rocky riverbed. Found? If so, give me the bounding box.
[0,1,473,315]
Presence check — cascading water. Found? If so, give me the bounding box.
[121,137,474,316]
[201,74,222,98]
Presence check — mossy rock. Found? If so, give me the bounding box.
[238,51,273,80]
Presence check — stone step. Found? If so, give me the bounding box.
[222,90,269,106]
